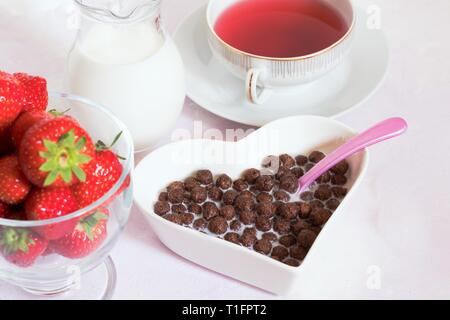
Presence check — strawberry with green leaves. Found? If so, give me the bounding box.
[25,187,79,240]
[19,116,95,188]
[0,228,48,267]
[72,132,127,208]
[0,71,24,131]
[51,208,109,259]
[14,73,48,112]
[0,155,31,205]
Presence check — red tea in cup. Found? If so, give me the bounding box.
[214,0,350,58]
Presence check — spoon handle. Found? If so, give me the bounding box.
[298,117,408,193]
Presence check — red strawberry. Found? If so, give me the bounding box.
[51,208,109,259]
[72,132,128,208]
[0,201,9,218]
[0,228,48,267]
[14,73,48,112]
[0,155,31,205]
[19,116,95,188]
[25,187,79,240]
[0,71,24,130]
[72,150,124,208]
[11,110,54,149]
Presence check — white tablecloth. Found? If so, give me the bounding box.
[0,0,449,299]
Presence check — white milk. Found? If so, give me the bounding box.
[67,22,185,151]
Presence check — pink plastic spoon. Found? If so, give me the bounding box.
[298,117,408,193]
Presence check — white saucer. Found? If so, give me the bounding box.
[173,5,389,126]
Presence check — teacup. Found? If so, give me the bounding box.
[206,0,356,104]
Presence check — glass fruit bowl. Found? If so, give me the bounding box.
[0,92,134,299]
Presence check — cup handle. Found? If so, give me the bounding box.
[245,68,273,105]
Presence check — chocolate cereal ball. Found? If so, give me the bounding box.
[254,239,272,255]
[295,155,308,166]
[172,204,187,214]
[300,191,313,201]
[244,168,261,184]
[310,200,325,210]
[220,205,236,221]
[316,171,331,183]
[240,228,257,247]
[280,175,298,194]
[262,232,278,242]
[193,218,207,230]
[255,175,275,192]
[202,202,220,220]
[168,189,185,204]
[164,214,182,225]
[234,195,254,212]
[230,219,242,231]
[256,192,273,203]
[309,151,326,163]
[158,192,168,201]
[190,186,207,203]
[331,175,347,186]
[314,185,332,201]
[279,154,296,168]
[196,170,213,185]
[271,246,289,260]
[298,202,312,219]
[274,190,290,202]
[291,219,311,236]
[188,203,202,215]
[291,167,304,179]
[154,201,170,216]
[275,166,291,180]
[208,216,228,235]
[326,199,340,210]
[331,160,349,175]
[207,186,223,201]
[167,181,184,192]
[283,258,300,267]
[233,179,248,192]
[240,190,254,199]
[290,246,308,260]
[216,174,232,190]
[180,213,194,225]
[273,218,291,234]
[310,208,332,226]
[255,202,277,218]
[297,229,317,248]
[222,190,238,205]
[331,186,348,198]
[305,164,316,174]
[279,234,297,247]
[278,203,299,220]
[224,232,240,245]
[255,216,272,232]
[184,177,200,191]
[239,210,256,225]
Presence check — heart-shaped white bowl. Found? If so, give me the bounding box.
[134,116,369,295]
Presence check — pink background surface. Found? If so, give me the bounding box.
[0,0,449,299]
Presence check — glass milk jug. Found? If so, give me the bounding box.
[67,0,185,151]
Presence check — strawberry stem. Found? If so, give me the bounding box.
[39,129,92,186]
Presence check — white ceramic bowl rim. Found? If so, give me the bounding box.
[206,0,356,61]
[0,92,134,228]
